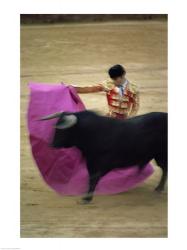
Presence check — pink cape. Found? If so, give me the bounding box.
[27,82,154,195]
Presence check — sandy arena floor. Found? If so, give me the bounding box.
[21,20,168,237]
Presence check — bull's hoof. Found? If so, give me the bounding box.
[155,186,164,193]
[77,198,92,205]
[77,195,93,205]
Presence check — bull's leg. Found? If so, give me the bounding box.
[155,168,167,192]
[81,172,101,204]
[155,157,168,192]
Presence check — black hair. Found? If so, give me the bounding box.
[108,64,126,79]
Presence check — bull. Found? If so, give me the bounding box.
[40,111,168,203]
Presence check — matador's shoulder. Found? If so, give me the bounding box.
[128,82,139,94]
[101,80,115,91]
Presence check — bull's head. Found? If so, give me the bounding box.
[40,111,78,148]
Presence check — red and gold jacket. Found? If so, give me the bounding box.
[73,79,139,119]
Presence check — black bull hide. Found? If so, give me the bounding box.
[42,111,168,203]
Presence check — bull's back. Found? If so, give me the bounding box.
[128,112,167,129]
[77,111,167,153]
[124,112,167,157]
[75,111,167,168]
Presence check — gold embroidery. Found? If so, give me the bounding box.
[120,103,128,108]
[110,100,120,107]
[109,106,129,114]
[101,80,114,91]
[127,83,138,95]
[109,94,129,101]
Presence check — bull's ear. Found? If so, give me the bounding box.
[55,115,77,129]
[39,111,63,120]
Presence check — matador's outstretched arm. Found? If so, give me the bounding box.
[72,84,104,93]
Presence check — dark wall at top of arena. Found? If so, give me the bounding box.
[20,14,167,24]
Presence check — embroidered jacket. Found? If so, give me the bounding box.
[73,79,139,119]
[101,80,139,118]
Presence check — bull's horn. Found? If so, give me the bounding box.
[55,115,77,129]
[39,111,63,120]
